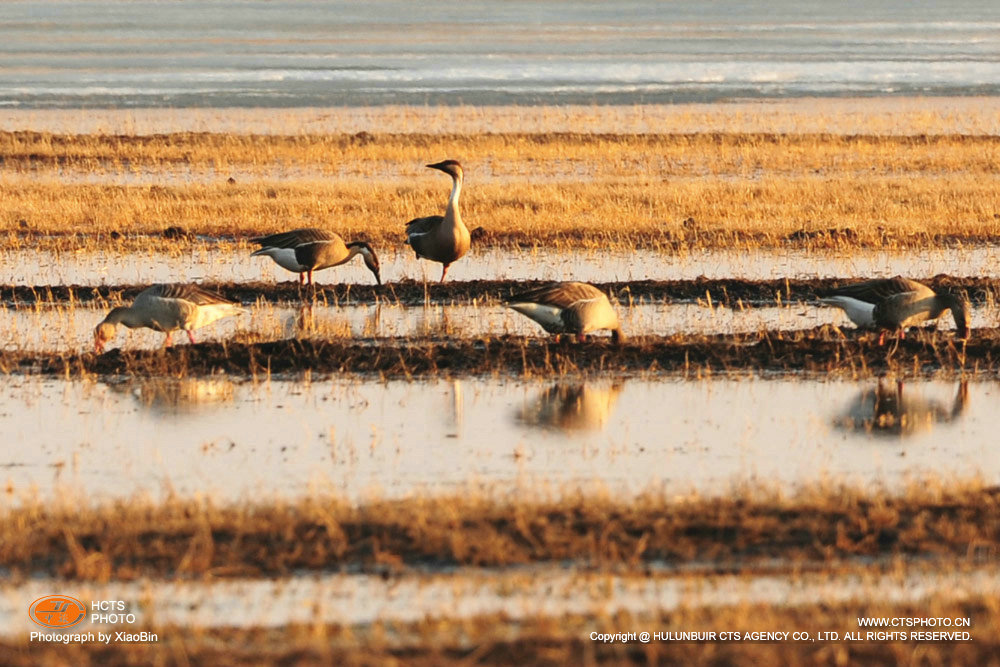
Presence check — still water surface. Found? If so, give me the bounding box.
[4,246,1000,286]
[0,376,990,504]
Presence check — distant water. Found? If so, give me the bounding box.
[3,0,1000,108]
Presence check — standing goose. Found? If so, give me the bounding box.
[818,277,970,342]
[405,160,470,282]
[94,283,245,353]
[250,228,380,286]
[506,281,625,344]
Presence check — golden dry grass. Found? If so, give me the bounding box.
[3,593,1000,665]
[2,130,999,253]
[3,480,998,580]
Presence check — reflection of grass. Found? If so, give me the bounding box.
[2,130,999,252]
[4,481,999,580]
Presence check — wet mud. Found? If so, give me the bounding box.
[6,487,1000,579]
[3,326,995,378]
[1,275,997,307]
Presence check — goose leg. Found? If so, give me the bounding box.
[187,330,197,345]
[307,269,314,286]
[440,263,450,282]
[163,332,173,348]
[878,330,886,346]
[299,273,305,286]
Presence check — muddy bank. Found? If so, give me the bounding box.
[2,275,998,307]
[4,486,999,579]
[3,327,993,377]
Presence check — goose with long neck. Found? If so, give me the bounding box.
[405,160,471,282]
[94,283,245,353]
[818,276,970,343]
[250,228,380,286]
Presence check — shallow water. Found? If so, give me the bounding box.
[2,299,988,353]
[0,565,993,635]
[4,245,1000,287]
[0,376,991,504]
[3,1,1000,108]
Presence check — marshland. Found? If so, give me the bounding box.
[5,1,1000,663]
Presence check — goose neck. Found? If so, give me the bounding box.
[445,173,463,227]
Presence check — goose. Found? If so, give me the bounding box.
[94,283,245,353]
[818,276,970,343]
[250,228,380,286]
[518,382,624,431]
[405,160,471,282]
[834,380,968,437]
[506,281,625,344]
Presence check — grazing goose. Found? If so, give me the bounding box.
[818,276,970,343]
[250,228,380,286]
[94,283,245,353]
[518,382,624,431]
[405,160,471,282]
[834,379,968,437]
[507,281,625,344]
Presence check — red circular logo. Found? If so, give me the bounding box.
[28,595,87,629]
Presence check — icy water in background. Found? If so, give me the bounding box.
[3,0,1000,108]
[0,377,991,505]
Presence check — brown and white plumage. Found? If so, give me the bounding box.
[405,160,470,282]
[94,283,245,353]
[251,228,380,285]
[506,281,625,343]
[818,276,970,342]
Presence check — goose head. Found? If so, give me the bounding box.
[942,289,971,340]
[94,308,127,353]
[348,241,381,285]
[427,160,463,179]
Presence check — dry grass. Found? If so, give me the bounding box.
[0,325,988,378]
[1,276,996,307]
[4,597,1000,666]
[2,130,999,253]
[2,480,998,580]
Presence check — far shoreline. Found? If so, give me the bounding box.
[1,96,999,136]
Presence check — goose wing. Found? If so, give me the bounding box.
[819,277,929,304]
[142,283,236,306]
[405,215,443,239]
[251,228,339,249]
[405,215,444,258]
[507,282,607,309]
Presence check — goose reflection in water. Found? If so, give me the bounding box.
[834,380,968,437]
[517,382,623,432]
[109,378,235,414]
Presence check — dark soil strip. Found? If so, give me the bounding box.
[2,275,998,307]
[3,487,999,579]
[2,327,994,377]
